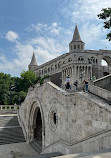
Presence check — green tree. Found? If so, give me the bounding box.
[98,8,111,41]
[20,70,37,92]
[0,73,11,105]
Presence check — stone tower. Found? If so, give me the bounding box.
[28,52,38,71]
[69,25,85,52]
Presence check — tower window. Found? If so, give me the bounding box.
[81,45,83,49]
[78,44,80,49]
[74,45,76,49]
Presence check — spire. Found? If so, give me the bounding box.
[69,25,85,52]
[29,52,37,66]
[71,25,83,42]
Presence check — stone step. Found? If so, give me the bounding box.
[0,116,20,127]
[52,148,111,158]
[0,115,26,145]
[22,152,63,158]
[78,91,111,108]
[29,141,42,154]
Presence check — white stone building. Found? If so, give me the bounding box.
[28,25,111,87]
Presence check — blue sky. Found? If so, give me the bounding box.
[0,0,111,76]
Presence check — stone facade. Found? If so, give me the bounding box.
[28,25,111,87]
[18,81,111,154]
[18,25,111,155]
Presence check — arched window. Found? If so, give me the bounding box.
[55,64,57,70]
[44,68,47,74]
[91,57,95,64]
[68,58,72,62]
[78,56,84,61]
[74,45,76,49]
[78,44,80,49]
[81,45,83,49]
[58,61,62,69]
[51,65,53,71]
[48,67,50,72]
[39,70,41,76]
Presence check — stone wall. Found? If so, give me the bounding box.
[94,74,111,91]
[89,84,111,102]
[18,81,111,154]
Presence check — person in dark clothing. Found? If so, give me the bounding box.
[84,80,88,92]
[74,80,78,91]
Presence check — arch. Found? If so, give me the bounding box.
[44,68,47,74]
[70,67,72,76]
[102,56,111,66]
[78,56,84,61]
[91,57,95,64]
[55,64,57,70]
[48,67,50,73]
[51,65,53,71]
[68,58,72,62]
[28,97,45,149]
[58,61,62,69]
[33,108,42,146]
[81,45,83,50]
[78,44,80,49]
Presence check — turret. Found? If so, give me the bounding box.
[28,52,38,71]
[69,25,85,52]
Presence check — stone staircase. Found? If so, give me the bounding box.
[0,115,25,145]
[78,91,111,108]
[29,141,42,154]
[22,152,63,158]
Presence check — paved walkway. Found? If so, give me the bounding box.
[0,142,38,158]
[54,152,111,158]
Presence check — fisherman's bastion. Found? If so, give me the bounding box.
[1,25,111,158]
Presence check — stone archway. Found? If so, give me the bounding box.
[28,99,45,149]
[33,108,42,146]
[101,56,111,76]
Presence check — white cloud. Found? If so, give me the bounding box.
[5,31,19,42]
[61,0,111,23]
[26,22,61,36]
[0,34,68,76]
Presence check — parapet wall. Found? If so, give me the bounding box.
[94,74,111,91]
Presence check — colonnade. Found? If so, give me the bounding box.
[62,65,92,86]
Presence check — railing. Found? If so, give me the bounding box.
[0,105,19,114]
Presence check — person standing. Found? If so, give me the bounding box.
[74,80,78,91]
[65,75,71,89]
[84,80,88,92]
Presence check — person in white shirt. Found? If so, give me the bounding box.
[65,75,71,89]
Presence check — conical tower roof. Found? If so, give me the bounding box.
[71,25,84,43]
[29,52,37,66]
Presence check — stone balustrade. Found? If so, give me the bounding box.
[0,105,19,114]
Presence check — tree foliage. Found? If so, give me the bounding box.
[0,70,50,105]
[20,70,37,92]
[98,8,111,41]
